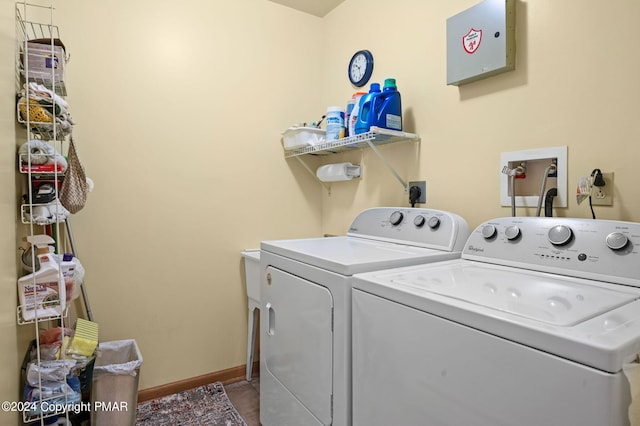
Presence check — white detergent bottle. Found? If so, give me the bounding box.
[18,235,66,322]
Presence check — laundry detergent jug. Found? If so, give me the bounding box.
[354,79,402,135]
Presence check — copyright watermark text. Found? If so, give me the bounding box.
[2,400,128,413]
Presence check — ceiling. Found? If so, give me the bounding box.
[267,0,345,17]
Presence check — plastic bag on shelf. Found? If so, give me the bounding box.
[39,327,74,345]
[26,359,76,386]
[23,375,81,417]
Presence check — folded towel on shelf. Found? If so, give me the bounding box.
[18,140,68,171]
[18,83,74,138]
[25,200,70,225]
[22,82,69,112]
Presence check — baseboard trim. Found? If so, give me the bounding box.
[137,362,259,402]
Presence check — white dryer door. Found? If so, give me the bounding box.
[263,266,334,425]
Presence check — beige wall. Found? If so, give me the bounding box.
[320,0,640,234]
[2,0,640,420]
[1,0,324,419]
[52,0,327,388]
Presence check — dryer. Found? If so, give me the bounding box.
[352,217,640,426]
[259,207,470,426]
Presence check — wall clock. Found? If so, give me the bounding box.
[348,50,374,87]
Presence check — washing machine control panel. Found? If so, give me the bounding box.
[347,208,470,252]
[464,217,640,286]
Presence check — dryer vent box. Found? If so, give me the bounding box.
[447,0,515,86]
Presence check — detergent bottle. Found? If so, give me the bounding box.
[377,78,402,131]
[18,235,66,322]
[354,79,403,134]
[347,91,367,137]
[354,83,381,135]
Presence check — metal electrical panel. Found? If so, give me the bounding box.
[447,0,515,86]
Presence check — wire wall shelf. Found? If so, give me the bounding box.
[16,6,68,95]
[283,127,420,158]
[283,126,420,191]
[17,303,67,326]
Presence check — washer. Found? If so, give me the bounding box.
[259,207,470,426]
[352,216,640,426]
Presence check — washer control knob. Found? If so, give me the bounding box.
[548,225,573,246]
[413,215,426,227]
[606,232,629,250]
[427,216,441,229]
[481,224,497,239]
[505,225,521,240]
[390,211,404,226]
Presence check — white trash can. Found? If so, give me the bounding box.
[91,339,143,426]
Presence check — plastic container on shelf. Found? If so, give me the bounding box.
[378,78,403,130]
[347,92,367,137]
[345,98,356,138]
[282,126,325,150]
[17,235,67,322]
[354,83,381,135]
[325,106,345,141]
[354,79,402,134]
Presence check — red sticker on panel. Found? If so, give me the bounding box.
[463,28,482,54]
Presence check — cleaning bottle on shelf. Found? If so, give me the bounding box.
[354,83,381,135]
[354,79,403,134]
[18,235,67,322]
[325,106,345,141]
[347,91,367,138]
[378,78,402,131]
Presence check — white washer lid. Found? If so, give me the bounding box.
[260,236,459,276]
[353,260,640,372]
[386,261,636,326]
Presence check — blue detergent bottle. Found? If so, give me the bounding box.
[377,78,402,131]
[354,83,381,135]
[354,79,402,134]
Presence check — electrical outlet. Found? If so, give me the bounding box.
[408,181,426,204]
[591,172,614,206]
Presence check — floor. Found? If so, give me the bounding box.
[225,378,260,426]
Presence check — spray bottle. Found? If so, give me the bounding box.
[18,235,66,322]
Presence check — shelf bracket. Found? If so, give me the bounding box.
[365,139,409,192]
[284,127,419,193]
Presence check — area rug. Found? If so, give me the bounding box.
[136,382,248,426]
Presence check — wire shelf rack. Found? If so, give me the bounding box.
[283,126,420,158]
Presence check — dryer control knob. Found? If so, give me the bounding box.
[427,216,441,229]
[390,211,404,226]
[606,232,628,250]
[414,215,426,227]
[548,225,573,246]
[505,225,520,240]
[481,224,497,239]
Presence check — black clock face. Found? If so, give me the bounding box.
[349,50,373,87]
